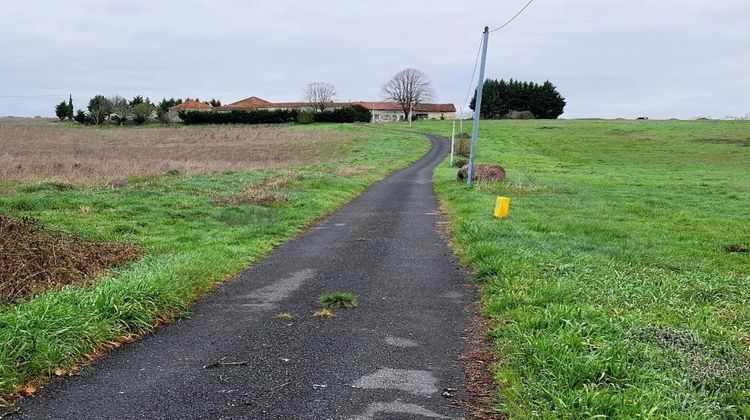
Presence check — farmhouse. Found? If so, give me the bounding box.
[360,101,457,122]
[167,99,213,122]
[170,96,456,122]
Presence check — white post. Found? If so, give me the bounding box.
[450,120,456,167]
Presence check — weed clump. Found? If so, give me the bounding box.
[0,214,142,303]
[637,325,750,391]
[455,133,470,157]
[212,175,294,207]
[318,292,358,309]
[312,308,336,318]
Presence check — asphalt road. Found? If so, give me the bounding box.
[17,135,472,419]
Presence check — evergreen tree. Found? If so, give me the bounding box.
[73,109,90,124]
[54,101,68,121]
[470,78,566,119]
[130,95,145,107]
[156,98,180,123]
[67,95,74,120]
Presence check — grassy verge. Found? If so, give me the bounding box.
[425,119,750,417]
[0,123,428,398]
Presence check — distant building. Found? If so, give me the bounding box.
[219,97,456,122]
[360,102,456,122]
[167,100,214,122]
[171,96,457,122]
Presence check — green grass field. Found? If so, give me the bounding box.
[426,119,750,418]
[0,123,427,399]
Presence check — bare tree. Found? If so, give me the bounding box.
[382,68,434,123]
[109,94,130,125]
[304,82,337,111]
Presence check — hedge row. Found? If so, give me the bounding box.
[178,109,297,125]
[178,105,371,125]
[313,105,371,123]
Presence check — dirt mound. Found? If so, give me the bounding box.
[0,214,142,303]
[457,164,507,183]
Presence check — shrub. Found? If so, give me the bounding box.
[297,110,315,124]
[456,137,470,158]
[507,110,536,120]
[132,103,153,125]
[452,158,468,168]
[73,109,91,124]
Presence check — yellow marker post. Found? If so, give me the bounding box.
[494,197,511,218]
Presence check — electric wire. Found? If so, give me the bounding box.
[0,94,67,98]
[462,34,484,108]
[489,0,536,32]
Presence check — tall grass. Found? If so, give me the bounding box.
[0,118,350,185]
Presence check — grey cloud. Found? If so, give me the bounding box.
[1,0,748,118]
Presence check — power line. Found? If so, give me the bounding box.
[462,34,484,107]
[489,0,536,32]
[0,94,67,98]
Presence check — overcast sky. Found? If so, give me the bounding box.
[1,0,748,119]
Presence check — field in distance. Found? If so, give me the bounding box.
[0,118,352,186]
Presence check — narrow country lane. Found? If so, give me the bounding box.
[17,135,473,419]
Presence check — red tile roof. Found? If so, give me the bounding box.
[171,100,214,110]
[218,97,456,113]
[220,96,272,110]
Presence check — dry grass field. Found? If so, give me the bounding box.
[0,118,350,184]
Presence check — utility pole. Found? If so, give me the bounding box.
[466,26,489,186]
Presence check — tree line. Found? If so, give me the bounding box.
[470,79,566,119]
[54,96,221,125]
[55,66,439,126]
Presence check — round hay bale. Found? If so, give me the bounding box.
[457,164,506,182]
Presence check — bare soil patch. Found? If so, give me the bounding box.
[725,244,747,254]
[0,118,349,184]
[0,214,141,303]
[460,313,504,419]
[692,138,750,147]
